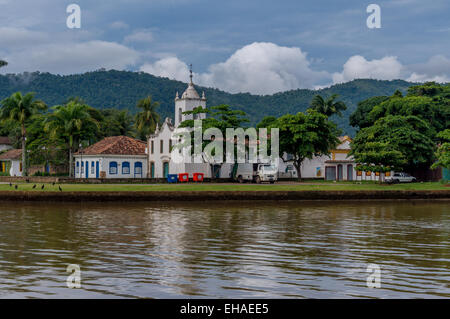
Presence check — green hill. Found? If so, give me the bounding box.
[0,70,415,136]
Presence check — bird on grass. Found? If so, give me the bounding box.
[52,182,56,186]
[14,185,18,190]
[32,184,36,189]
[41,184,45,190]
[59,186,62,192]
[9,182,12,187]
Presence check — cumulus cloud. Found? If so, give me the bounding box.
[406,55,450,83]
[4,40,140,74]
[140,42,330,94]
[0,27,49,48]
[332,55,404,84]
[140,57,190,82]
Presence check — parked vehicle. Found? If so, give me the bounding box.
[385,172,417,184]
[278,164,298,179]
[233,163,278,184]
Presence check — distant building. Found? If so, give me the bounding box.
[0,137,13,153]
[278,136,394,181]
[74,136,148,179]
[278,136,358,181]
[0,149,22,176]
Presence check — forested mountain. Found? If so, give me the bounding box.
[0,70,415,135]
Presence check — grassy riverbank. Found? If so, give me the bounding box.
[0,181,447,192]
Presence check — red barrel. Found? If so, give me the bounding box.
[193,173,204,182]
[178,173,189,182]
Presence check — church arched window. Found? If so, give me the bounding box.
[179,108,182,123]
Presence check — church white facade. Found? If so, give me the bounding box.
[148,72,219,179]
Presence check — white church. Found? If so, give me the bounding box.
[148,70,230,179]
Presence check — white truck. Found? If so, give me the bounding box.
[385,172,417,183]
[233,163,278,184]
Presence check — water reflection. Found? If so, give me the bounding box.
[0,200,448,298]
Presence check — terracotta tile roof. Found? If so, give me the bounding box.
[75,136,147,156]
[0,137,12,145]
[0,149,22,160]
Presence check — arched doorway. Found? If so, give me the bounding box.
[337,164,343,181]
[150,162,155,178]
[347,165,353,181]
[163,162,169,178]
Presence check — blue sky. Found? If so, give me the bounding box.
[0,0,449,94]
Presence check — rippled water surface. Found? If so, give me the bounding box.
[0,200,449,298]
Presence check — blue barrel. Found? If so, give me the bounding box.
[167,174,178,183]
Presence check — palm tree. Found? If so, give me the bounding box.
[0,60,7,68]
[45,101,98,177]
[115,110,133,136]
[135,96,160,140]
[0,92,47,176]
[310,94,347,117]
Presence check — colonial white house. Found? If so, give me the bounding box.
[74,136,148,179]
[148,71,219,179]
[277,136,392,181]
[277,136,357,180]
[0,136,13,153]
[0,149,22,176]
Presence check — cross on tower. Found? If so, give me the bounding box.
[189,64,193,83]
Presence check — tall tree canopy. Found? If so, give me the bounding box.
[45,101,99,177]
[310,94,347,117]
[0,60,7,68]
[352,115,435,171]
[350,141,406,183]
[179,105,249,178]
[273,110,340,181]
[135,96,160,141]
[432,129,450,170]
[0,92,47,176]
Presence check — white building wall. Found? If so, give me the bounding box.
[74,155,147,179]
[174,98,206,127]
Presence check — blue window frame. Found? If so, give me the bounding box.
[91,162,95,174]
[109,161,118,175]
[122,162,130,174]
[81,161,84,174]
[134,162,143,177]
[76,161,79,174]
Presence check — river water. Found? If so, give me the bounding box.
[0,200,448,298]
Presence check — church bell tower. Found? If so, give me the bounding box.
[174,65,207,127]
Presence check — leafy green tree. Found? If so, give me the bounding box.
[26,114,67,168]
[179,105,249,178]
[0,92,47,176]
[432,129,450,170]
[135,96,160,140]
[349,96,389,129]
[0,60,7,68]
[350,142,406,183]
[274,110,340,181]
[44,101,99,177]
[310,94,347,117]
[352,115,435,171]
[256,116,277,129]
